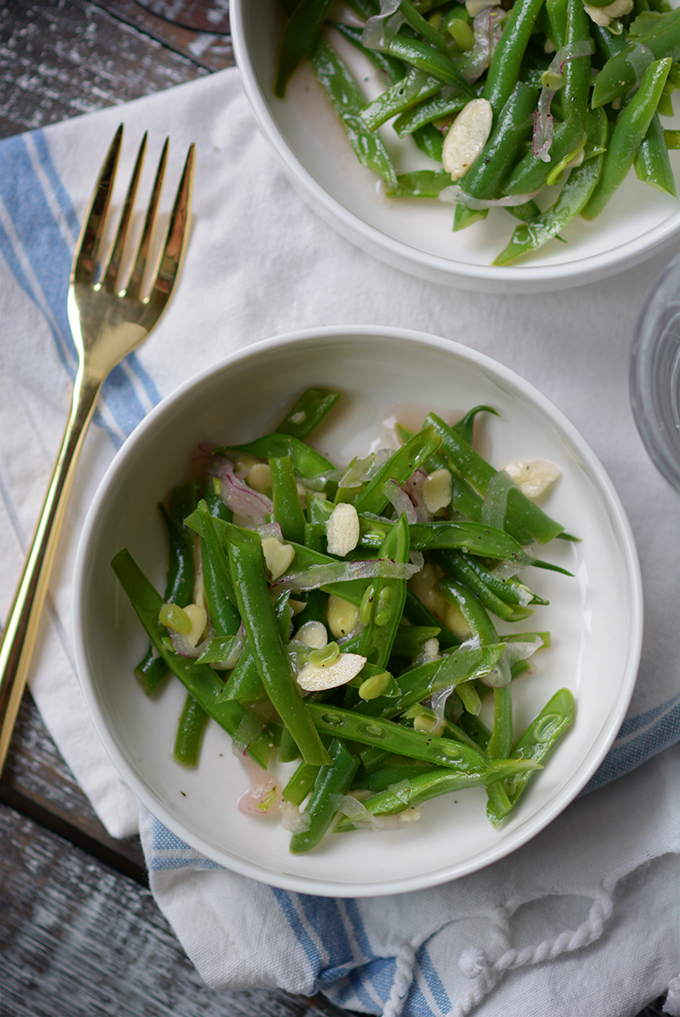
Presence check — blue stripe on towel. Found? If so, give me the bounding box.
[0,133,77,369]
[148,815,223,870]
[583,693,680,793]
[31,130,81,241]
[416,946,451,1014]
[271,888,326,973]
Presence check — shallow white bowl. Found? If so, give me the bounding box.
[230,0,679,294]
[73,327,642,896]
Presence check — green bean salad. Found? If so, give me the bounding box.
[113,388,576,854]
[274,0,679,265]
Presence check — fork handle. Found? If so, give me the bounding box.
[0,370,101,773]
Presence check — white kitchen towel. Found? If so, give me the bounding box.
[1,66,678,1017]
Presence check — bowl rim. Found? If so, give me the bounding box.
[229,0,680,291]
[72,325,644,896]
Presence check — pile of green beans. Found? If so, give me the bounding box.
[112,387,576,853]
[274,0,679,265]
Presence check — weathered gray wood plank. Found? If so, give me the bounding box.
[0,691,147,877]
[0,0,219,137]
[133,0,231,34]
[96,0,234,70]
[1,803,352,1017]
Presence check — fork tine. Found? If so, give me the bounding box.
[124,138,169,300]
[72,124,123,286]
[147,143,195,305]
[100,131,148,294]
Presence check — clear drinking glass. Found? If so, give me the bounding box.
[630,252,680,493]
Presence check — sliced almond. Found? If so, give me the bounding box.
[442,98,493,181]
[296,652,367,692]
[503,459,561,498]
[422,468,452,513]
[261,536,295,581]
[326,502,360,556]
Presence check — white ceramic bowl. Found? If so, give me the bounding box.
[73,327,642,896]
[230,0,679,294]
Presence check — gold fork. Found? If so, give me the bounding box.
[0,125,195,771]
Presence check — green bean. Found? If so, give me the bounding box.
[450,474,533,546]
[353,424,442,515]
[218,643,265,705]
[485,687,512,760]
[270,454,306,545]
[426,412,565,543]
[403,588,461,649]
[308,702,540,777]
[384,170,453,197]
[225,526,330,766]
[308,37,399,184]
[591,41,655,109]
[361,68,444,130]
[290,739,360,853]
[357,514,410,667]
[507,197,543,221]
[378,32,476,95]
[457,710,492,751]
[558,0,593,121]
[111,550,272,768]
[356,758,434,792]
[391,625,442,658]
[283,540,370,605]
[290,524,327,626]
[583,57,673,220]
[412,122,445,161]
[326,21,405,85]
[335,755,541,829]
[485,683,514,816]
[204,480,233,522]
[590,20,629,63]
[173,694,210,768]
[486,687,575,824]
[397,406,500,464]
[344,0,380,17]
[275,387,341,440]
[393,90,469,136]
[216,432,334,481]
[456,680,483,715]
[355,643,506,718]
[546,0,568,49]
[483,0,547,116]
[360,516,533,561]
[591,8,680,108]
[435,549,537,621]
[434,576,500,644]
[278,725,303,764]
[196,502,241,636]
[502,0,591,195]
[282,760,321,806]
[455,405,500,445]
[634,111,677,197]
[494,106,609,264]
[274,0,335,99]
[452,82,539,231]
[399,0,450,54]
[217,590,292,706]
[135,489,197,693]
[454,549,547,607]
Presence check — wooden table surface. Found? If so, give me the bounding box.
[0,4,667,1016]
